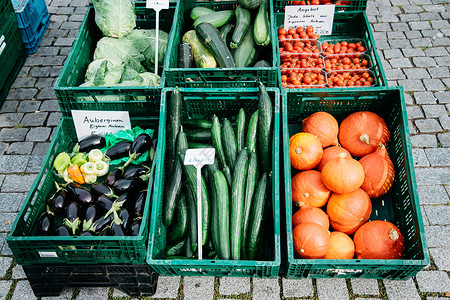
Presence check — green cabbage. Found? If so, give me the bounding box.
[94,37,145,72]
[126,29,169,71]
[92,0,136,38]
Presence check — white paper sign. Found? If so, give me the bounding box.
[146,0,169,10]
[284,5,335,35]
[71,110,131,141]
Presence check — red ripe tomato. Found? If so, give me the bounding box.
[288,28,296,35]
[278,28,287,36]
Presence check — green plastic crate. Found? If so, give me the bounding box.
[274,0,368,13]
[275,11,387,89]
[147,87,281,277]
[53,3,176,118]
[0,0,16,29]
[282,87,429,279]
[163,0,279,88]
[7,116,160,265]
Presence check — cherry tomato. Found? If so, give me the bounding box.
[278,28,287,36]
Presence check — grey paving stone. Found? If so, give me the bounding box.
[47,112,62,127]
[413,57,438,68]
[0,143,7,155]
[50,66,64,77]
[398,79,425,92]
[403,48,426,57]
[0,113,24,127]
[423,30,444,38]
[421,206,430,225]
[0,155,30,173]
[404,92,415,105]
[415,119,442,132]
[425,47,449,57]
[424,225,450,247]
[387,31,406,40]
[400,13,421,22]
[11,77,37,88]
[24,56,45,67]
[253,278,280,300]
[409,21,433,30]
[43,56,67,67]
[378,12,400,23]
[32,143,50,156]
[317,278,348,300]
[76,287,109,299]
[17,101,40,113]
[384,49,403,59]
[0,212,17,232]
[40,100,61,112]
[282,278,314,298]
[432,37,450,47]
[56,6,75,15]
[68,14,85,22]
[423,79,447,91]
[26,156,45,173]
[409,121,417,134]
[385,69,406,80]
[0,281,11,299]
[0,256,12,277]
[41,288,74,299]
[35,46,60,56]
[0,174,37,193]
[428,67,450,78]
[404,30,423,39]
[435,56,450,66]
[36,87,56,100]
[21,112,48,127]
[412,37,434,48]
[11,88,39,100]
[11,280,38,300]
[350,279,380,295]
[404,68,430,79]
[417,185,449,204]
[415,167,450,185]
[407,106,424,119]
[54,37,75,47]
[219,277,250,295]
[424,148,450,166]
[148,276,180,298]
[412,148,430,167]
[0,100,19,113]
[440,116,450,130]
[12,264,26,279]
[424,205,450,225]
[437,132,450,147]
[25,127,52,142]
[0,193,26,212]
[384,278,420,300]
[403,5,424,13]
[429,247,450,270]
[415,91,437,104]
[183,277,214,300]
[373,23,391,32]
[389,58,414,68]
[416,271,450,292]
[29,66,52,78]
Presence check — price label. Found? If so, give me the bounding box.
[38,251,58,258]
[284,5,335,35]
[71,110,131,141]
[146,0,169,10]
[184,148,216,168]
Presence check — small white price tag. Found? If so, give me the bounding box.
[184,148,215,260]
[38,251,58,258]
[146,0,169,75]
[146,0,169,10]
[71,110,131,141]
[284,5,335,35]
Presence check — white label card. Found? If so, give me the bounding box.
[284,5,335,35]
[71,110,131,142]
[146,0,169,10]
[184,148,216,168]
[38,251,58,258]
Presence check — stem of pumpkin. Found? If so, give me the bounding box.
[389,228,399,241]
[295,148,303,154]
[360,134,370,145]
[295,201,306,207]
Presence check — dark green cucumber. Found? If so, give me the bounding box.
[258,83,272,173]
[253,0,271,47]
[165,238,187,257]
[188,142,214,149]
[185,128,212,142]
[211,115,226,168]
[166,87,182,172]
[253,60,271,67]
[222,118,237,169]
[190,6,215,21]
[182,119,213,129]
[182,30,217,68]
[247,172,268,260]
[230,6,251,49]
[168,193,188,243]
[234,24,258,68]
[241,152,259,258]
[238,0,262,10]
[219,23,235,47]
[230,149,249,260]
[246,110,259,153]
[185,233,194,258]
[222,165,232,188]
[186,185,198,253]
[177,126,189,155]
[236,108,246,152]
[208,161,221,256]
[213,170,231,260]
[178,42,194,68]
[196,22,236,68]
[193,10,235,28]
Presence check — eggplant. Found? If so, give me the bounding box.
[37,210,54,235]
[82,205,99,231]
[64,201,81,235]
[91,214,114,232]
[55,224,71,236]
[129,219,141,236]
[105,168,124,187]
[48,189,66,214]
[91,183,117,199]
[77,134,105,153]
[97,194,127,226]
[100,227,113,236]
[105,141,132,161]
[119,208,132,231]
[78,231,95,249]
[113,177,147,196]
[134,191,147,218]
[97,195,113,212]
[123,133,153,167]
[123,165,150,179]
[65,183,94,206]
[111,222,125,236]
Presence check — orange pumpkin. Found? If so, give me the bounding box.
[354,220,405,259]
[359,144,395,198]
[292,203,329,229]
[317,146,351,172]
[326,188,372,235]
[323,231,355,259]
[302,111,339,148]
[290,132,323,170]
[293,222,330,259]
[321,153,364,194]
[291,170,331,207]
[339,111,390,157]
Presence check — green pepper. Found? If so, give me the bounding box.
[71,153,88,167]
[53,152,71,172]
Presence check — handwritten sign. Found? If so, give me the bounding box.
[146,0,169,10]
[284,5,335,35]
[71,110,131,141]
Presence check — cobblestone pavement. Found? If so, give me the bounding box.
[0,0,449,299]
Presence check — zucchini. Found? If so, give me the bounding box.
[213,170,231,260]
[165,238,187,257]
[246,110,259,153]
[178,42,194,68]
[188,142,214,149]
[258,83,272,173]
[186,185,198,253]
[230,6,251,49]
[222,118,237,169]
[166,87,182,173]
[236,108,246,153]
[253,0,271,47]
[247,172,268,260]
[238,0,262,10]
[253,60,271,67]
[220,23,235,47]
[193,10,235,28]
[168,193,188,243]
[182,119,213,129]
[196,22,236,68]
[230,149,249,260]
[190,6,215,21]
[182,30,217,68]
[234,24,258,68]
[211,115,226,168]
[185,128,212,142]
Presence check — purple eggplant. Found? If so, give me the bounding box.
[113,176,148,196]
[48,189,66,214]
[78,231,95,249]
[37,208,54,235]
[76,134,106,153]
[134,191,147,218]
[129,219,141,236]
[97,194,127,226]
[91,183,118,199]
[55,224,71,236]
[105,168,124,187]
[123,133,153,167]
[97,195,113,212]
[64,183,94,206]
[91,213,114,232]
[82,205,99,232]
[100,227,113,236]
[105,141,132,161]
[111,222,125,236]
[123,165,150,179]
[64,201,81,235]
[119,208,132,231]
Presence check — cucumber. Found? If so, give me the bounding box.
[258,83,272,173]
[213,170,231,260]
[236,108,246,153]
[247,172,268,260]
[186,185,198,253]
[246,110,259,153]
[166,87,182,172]
[230,6,251,49]
[168,193,188,243]
[208,162,220,257]
[253,60,271,67]
[234,24,258,67]
[193,10,235,28]
[165,238,187,257]
[211,115,226,168]
[177,126,189,155]
[196,22,236,68]
[238,0,262,10]
[188,142,214,149]
[230,149,249,260]
[222,118,237,169]
[220,23,235,47]
[222,165,232,188]
[185,233,194,258]
[182,119,213,129]
[182,30,217,68]
[178,42,194,68]
[253,0,271,47]
[185,128,212,142]
[190,6,215,21]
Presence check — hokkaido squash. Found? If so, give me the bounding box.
[292,202,329,229]
[291,170,331,207]
[302,112,339,148]
[353,220,405,259]
[317,146,351,172]
[290,132,323,170]
[339,111,390,157]
[321,153,364,194]
[323,231,355,259]
[326,188,372,235]
[293,222,330,259]
[359,143,395,198]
